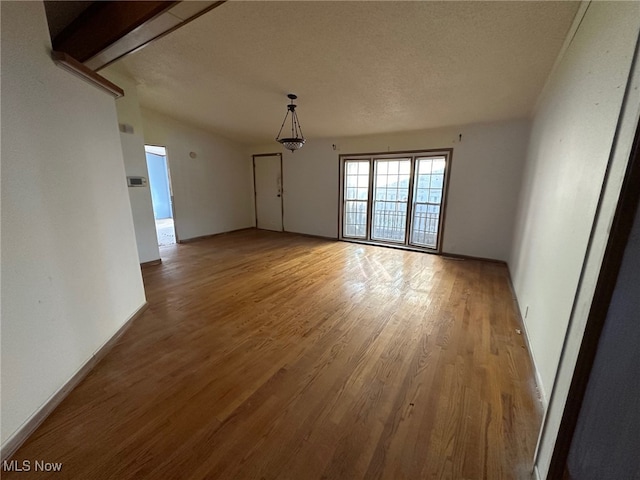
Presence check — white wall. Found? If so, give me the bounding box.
[509,2,640,408]
[0,0,147,450]
[141,109,254,241]
[253,119,529,261]
[533,5,640,477]
[101,69,160,264]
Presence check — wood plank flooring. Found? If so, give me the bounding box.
[5,230,542,479]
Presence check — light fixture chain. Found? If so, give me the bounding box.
[275,110,290,141]
[293,111,304,140]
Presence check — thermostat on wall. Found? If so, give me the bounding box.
[127,176,147,187]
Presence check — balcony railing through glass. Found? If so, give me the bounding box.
[411,202,440,248]
[372,200,408,242]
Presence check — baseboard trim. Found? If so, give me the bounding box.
[0,301,149,462]
[140,259,162,267]
[441,251,507,264]
[283,230,339,242]
[177,227,254,244]
[506,267,548,409]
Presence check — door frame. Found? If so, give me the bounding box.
[253,153,284,232]
[546,101,640,479]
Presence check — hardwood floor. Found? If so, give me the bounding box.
[5,230,542,479]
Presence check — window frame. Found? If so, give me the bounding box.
[338,149,452,253]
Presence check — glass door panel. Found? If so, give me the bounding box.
[371,159,411,243]
[410,157,445,248]
[343,160,370,238]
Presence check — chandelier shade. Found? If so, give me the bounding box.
[276,94,305,152]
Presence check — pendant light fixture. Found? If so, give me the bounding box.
[276,93,305,152]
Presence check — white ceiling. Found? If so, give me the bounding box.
[113,0,580,145]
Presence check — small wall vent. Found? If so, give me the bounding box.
[127,176,147,187]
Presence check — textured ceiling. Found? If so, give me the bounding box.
[114,1,580,145]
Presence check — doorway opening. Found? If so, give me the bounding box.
[145,145,176,246]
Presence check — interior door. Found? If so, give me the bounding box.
[253,154,283,231]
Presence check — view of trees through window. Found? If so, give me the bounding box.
[341,152,448,250]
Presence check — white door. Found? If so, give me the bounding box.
[254,154,283,231]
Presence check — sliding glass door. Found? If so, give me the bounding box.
[340,151,450,252]
[343,160,370,238]
[410,157,445,249]
[371,159,411,243]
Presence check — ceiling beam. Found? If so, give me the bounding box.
[51,51,125,98]
[52,1,226,71]
[53,1,178,64]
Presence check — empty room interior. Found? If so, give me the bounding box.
[2,1,640,479]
